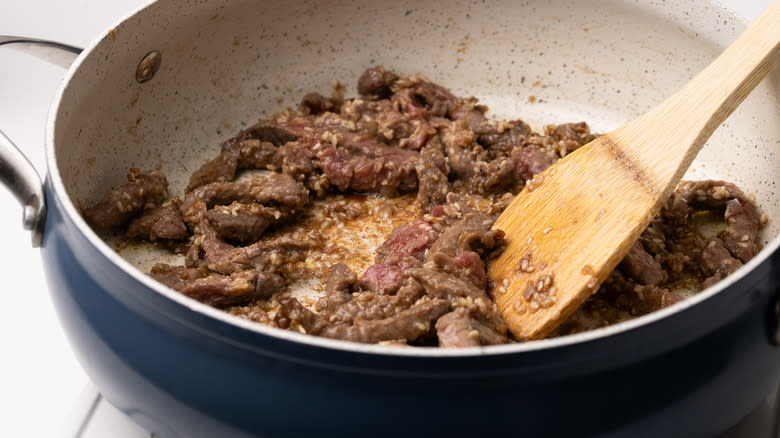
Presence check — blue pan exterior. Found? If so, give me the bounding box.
[41,179,780,438]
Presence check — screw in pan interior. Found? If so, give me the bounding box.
[136,50,161,83]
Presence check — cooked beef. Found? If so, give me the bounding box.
[240,119,303,146]
[435,310,480,348]
[313,141,417,196]
[598,270,683,315]
[556,179,763,336]
[436,308,507,348]
[324,263,358,296]
[374,218,441,264]
[126,198,189,241]
[414,138,451,206]
[188,139,283,191]
[409,267,507,336]
[182,173,309,218]
[179,270,260,308]
[722,198,759,263]
[194,229,315,275]
[149,263,209,291]
[150,263,260,307]
[618,241,667,286]
[84,169,168,228]
[423,210,505,289]
[90,66,766,348]
[477,119,532,149]
[427,211,502,257]
[188,154,238,191]
[254,272,285,299]
[513,145,554,181]
[205,203,274,243]
[301,92,343,115]
[392,77,458,119]
[359,263,407,295]
[279,296,448,344]
[327,278,426,324]
[315,263,359,313]
[546,121,596,154]
[357,66,399,99]
[700,237,743,288]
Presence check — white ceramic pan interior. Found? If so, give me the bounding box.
[48,0,780,351]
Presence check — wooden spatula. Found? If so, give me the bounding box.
[487,0,780,341]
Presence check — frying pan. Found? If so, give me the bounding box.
[1,0,779,436]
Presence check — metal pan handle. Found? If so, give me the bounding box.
[0,36,82,247]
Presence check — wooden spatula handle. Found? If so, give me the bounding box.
[616,0,780,197]
[489,0,780,341]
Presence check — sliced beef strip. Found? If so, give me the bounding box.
[414,136,451,207]
[279,296,449,344]
[278,141,320,188]
[197,229,316,275]
[450,97,489,132]
[315,263,359,313]
[186,116,320,192]
[179,270,260,308]
[597,270,683,316]
[426,211,502,258]
[441,125,478,179]
[423,211,504,289]
[125,198,189,241]
[182,173,309,220]
[233,140,283,172]
[359,263,407,295]
[84,169,168,229]
[435,310,480,348]
[301,92,343,115]
[398,119,437,150]
[205,202,276,243]
[415,162,450,207]
[327,278,426,325]
[477,119,533,151]
[313,142,417,196]
[188,137,287,192]
[665,180,760,261]
[187,153,239,191]
[427,251,487,291]
[374,218,441,264]
[409,266,507,335]
[238,119,305,146]
[391,77,458,119]
[545,121,596,155]
[700,237,743,288]
[436,308,508,348]
[473,157,521,194]
[618,241,668,286]
[513,145,555,181]
[149,263,210,291]
[722,198,759,263]
[254,272,285,299]
[376,106,414,141]
[150,264,262,308]
[357,66,399,99]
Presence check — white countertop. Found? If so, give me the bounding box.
[0,0,770,437]
[0,1,151,436]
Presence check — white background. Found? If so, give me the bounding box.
[0,0,771,437]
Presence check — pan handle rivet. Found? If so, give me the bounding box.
[136,50,161,83]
